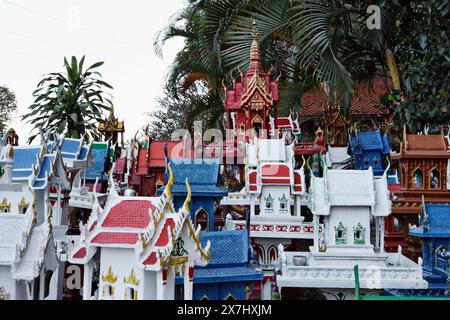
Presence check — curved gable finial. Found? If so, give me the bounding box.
[164,162,174,198]
[183,178,192,213]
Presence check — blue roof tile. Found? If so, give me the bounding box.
[61,138,82,154]
[200,230,248,266]
[12,147,41,170]
[410,204,450,238]
[349,130,390,156]
[37,155,54,179]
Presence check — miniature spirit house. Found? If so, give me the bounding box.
[159,157,228,232]
[348,129,390,176]
[410,203,450,292]
[390,133,450,259]
[224,22,279,138]
[222,136,308,299]
[0,142,60,300]
[68,164,210,300]
[276,162,427,300]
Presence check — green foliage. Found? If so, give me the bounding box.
[0,86,17,132]
[22,56,113,143]
[147,83,224,140]
[392,0,450,132]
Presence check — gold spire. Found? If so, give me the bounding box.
[248,20,262,76]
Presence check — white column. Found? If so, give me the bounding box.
[250,195,255,216]
[261,277,272,300]
[380,218,385,254]
[156,271,164,300]
[295,196,301,217]
[39,268,45,300]
[375,217,380,251]
[82,260,93,300]
[183,264,194,300]
[163,267,175,300]
[313,215,319,252]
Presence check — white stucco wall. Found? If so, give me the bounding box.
[98,248,144,300]
[0,265,16,299]
[260,186,291,216]
[327,206,371,249]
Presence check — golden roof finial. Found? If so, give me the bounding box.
[164,162,174,198]
[183,178,192,213]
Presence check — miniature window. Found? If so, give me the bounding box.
[104,284,114,299]
[430,168,440,189]
[264,194,274,212]
[125,287,137,300]
[278,194,289,212]
[353,223,366,245]
[102,266,117,299]
[334,222,347,245]
[364,158,370,168]
[413,169,424,189]
[1,198,10,213]
[18,197,29,214]
[373,158,379,167]
[194,208,209,231]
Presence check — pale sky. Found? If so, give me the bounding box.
[0,0,186,143]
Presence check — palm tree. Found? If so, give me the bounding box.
[156,0,397,119]
[23,56,113,143]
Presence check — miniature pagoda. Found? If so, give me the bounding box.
[222,136,309,300]
[224,22,279,140]
[276,162,427,299]
[98,106,125,148]
[68,164,210,300]
[348,129,390,176]
[389,132,450,260]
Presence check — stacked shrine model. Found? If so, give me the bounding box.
[0,141,61,300]
[276,161,427,300]
[222,136,308,300]
[389,133,450,259]
[68,164,210,300]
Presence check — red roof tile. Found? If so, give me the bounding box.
[137,149,148,175]
[301,77,392,117]
[73,247,87,259]
[148,140,189,168]
[101,200,155,229]
[91,232,138,245]
[143,251,157,265]
[89,221,97,232]
[155,218,175,247]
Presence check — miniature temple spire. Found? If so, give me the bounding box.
[247,20,263,76]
